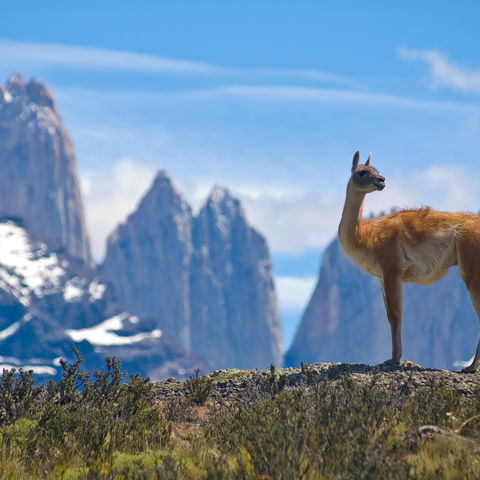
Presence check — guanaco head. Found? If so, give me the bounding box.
[350,151,385,193]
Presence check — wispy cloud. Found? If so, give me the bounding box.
[398,47,480,95]
[421,165,480,210]
[243,67,356,87]
[216,85,480,111]
[5,38,479,111]
[0,39,222,75]
[55,82,480,115]
[0,38,352,86]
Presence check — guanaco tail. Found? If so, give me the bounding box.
[338,151,480,372]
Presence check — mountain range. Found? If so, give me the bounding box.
[0,74,281,378]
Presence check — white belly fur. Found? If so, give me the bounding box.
[344,229,458,286]
[398,231,457,285]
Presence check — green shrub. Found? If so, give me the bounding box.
[183,368,213,405]
[110,451,182,479]
[0,368,41,425]
[163,395,194,422]
[264,363,289,396]
[0,349,172,476]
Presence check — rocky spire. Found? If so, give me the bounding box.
[0,74,91,264]
[101,171,193,350]
[190,186,283,369]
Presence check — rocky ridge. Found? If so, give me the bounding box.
[152,361,480,404]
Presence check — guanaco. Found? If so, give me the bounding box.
[338,151,480,372]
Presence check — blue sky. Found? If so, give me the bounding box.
[1,1,480,349]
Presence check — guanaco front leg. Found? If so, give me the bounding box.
[463,340,480,373]
[381,274,403,364]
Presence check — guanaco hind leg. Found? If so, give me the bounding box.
[457,235,480,373]
[381,274,403,364]
[462,289,480,373]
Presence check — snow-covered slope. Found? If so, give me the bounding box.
[0,219,206,379]
[0,221,93,306]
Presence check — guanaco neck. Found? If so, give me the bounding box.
[338,179,366,254]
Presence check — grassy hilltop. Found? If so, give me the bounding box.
[1,351,480,479]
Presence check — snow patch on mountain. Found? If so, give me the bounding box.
[88,279,106,301]
[65,312,162,346]
[0,355,57,375]
[63,278,85,302]
[0,222,65,303]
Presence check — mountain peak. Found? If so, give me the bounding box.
[6,73,24,89]
[1,74,25,102]
[2,74,55,110]
[103,174,282,370]
[26,79,55,109]
[151,170,174,189]
[206,185,242,216]
[208,185,233,201]
[138,170,191,217]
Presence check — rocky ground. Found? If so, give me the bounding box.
[153,361,480,404]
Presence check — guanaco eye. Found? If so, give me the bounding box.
[358,171,365,176]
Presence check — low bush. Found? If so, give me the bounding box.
[183,368,213,405]
[0,357,479,479]
[0,348,171,477]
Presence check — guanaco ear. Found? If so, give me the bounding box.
[365,152,372,166]
[352,151,360,171]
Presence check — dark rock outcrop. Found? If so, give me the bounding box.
[0,74,91,264]
[286,238,479,370]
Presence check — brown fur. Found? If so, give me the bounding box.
[338,151,480,372]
